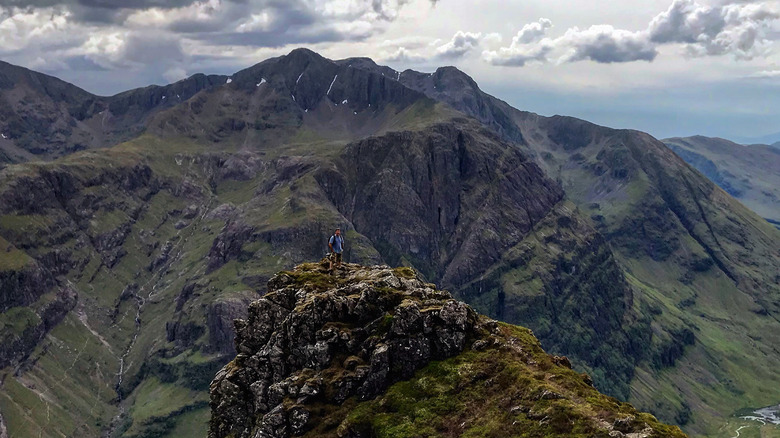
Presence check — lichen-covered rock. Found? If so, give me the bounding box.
[209,262,688,438]
[209,261,481,438]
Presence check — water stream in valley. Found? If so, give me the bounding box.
[740,403,780,425]
[728,404,780,438]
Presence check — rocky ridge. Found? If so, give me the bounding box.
[0,60,227,164]
[209,261,687,438]
[0,49,777,437]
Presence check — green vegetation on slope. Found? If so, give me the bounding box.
[336,324,685,438]
[663,136,780,227]
[210,262,686,438]
[0,70,462,437]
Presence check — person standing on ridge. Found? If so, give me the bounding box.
[328,228,345,271]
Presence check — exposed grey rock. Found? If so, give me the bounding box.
[0,410,7,438]
[205,203,238,221]
[206,292,259,355]
[209,261,484,438]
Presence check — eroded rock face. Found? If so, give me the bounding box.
[209,262,688,438]
[209,261,482,438]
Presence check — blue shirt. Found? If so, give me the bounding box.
[329,235,344,253]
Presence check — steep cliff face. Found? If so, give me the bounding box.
[315,122,563,287]
[356,60,780,433]
[1,49,778,438]
[209,261,687,438]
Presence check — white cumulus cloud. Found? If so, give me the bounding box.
[483,0,779,67]
[649,0,779,59]
[482,18,554,66]
[380,46,427,63]
[435,31,482,59]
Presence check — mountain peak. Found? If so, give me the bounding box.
[287,47,323,58]
[282,47,333,70]
[208,260,687,438]
[433,65,480,87]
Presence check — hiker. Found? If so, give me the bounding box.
[328,228,344,270]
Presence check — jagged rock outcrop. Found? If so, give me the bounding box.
[2,48,777,438]
[206,292,259,355]
[209,261,687,438]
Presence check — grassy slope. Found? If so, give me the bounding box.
[309,323,685,438]
[663,136,780,226]
[212,261,685,438]
[507,114,780,437]
[1,54,776,438]
[0,99,458,438]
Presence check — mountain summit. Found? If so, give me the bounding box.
[209,260,686,438]
[0,48,777,438]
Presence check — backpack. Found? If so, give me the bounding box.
[329,234,343,249]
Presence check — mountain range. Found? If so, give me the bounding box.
[729,132,780,146]
[663,135,780,229]
[0,48,778,438]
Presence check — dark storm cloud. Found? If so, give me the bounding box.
[169,2,369,48]
[0,0,426,94]
[1,0,201,24]
[164,1,316,35]
[1,0,199,9]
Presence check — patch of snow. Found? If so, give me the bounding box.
[1,134,6,139]
[368,103,371,107]
[354,111,357,115]
[226,78,233,84]
[342,99,348,104]
[291,94,296,101]
[327,75,338,96]
[177,94,181,99]
[162,95,166,99]
[256,78,267,87]
[305,109,308,113]
[296,72,304,84]
[397,71,401,81]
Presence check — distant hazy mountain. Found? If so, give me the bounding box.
[0,49,777,438]
[663,135,780,228]
[730,131,780,146]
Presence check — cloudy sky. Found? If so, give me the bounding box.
[1,0,779,141]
